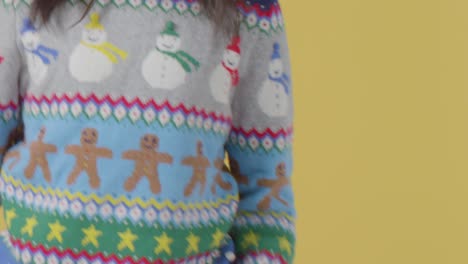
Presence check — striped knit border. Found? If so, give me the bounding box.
[1,172,238,222]
[2,0,285,35]
[3,201,230,261]
[1,176,238,227]
[9,237,218,264]
[0,101,19,123]
[238,251,288,264]
[237,0,285,34]
[23,93,232,136]
[228,126,293,153]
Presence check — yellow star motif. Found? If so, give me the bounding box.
[47,221,66,243]
[185,233,200,254]
[210,229,224,248]
[278,236,292,255]
[5,209,16,228]
[20,216,38,237]
[154,232,173,255]
[82,225,102,248]
[117,228,138,252]
[242,231,259,249]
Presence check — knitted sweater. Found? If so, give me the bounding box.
[0,0,295,263]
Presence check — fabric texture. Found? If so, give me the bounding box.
[0,0,295,263]
[0,233,16,264]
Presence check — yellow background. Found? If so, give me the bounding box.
[286,0,468,263]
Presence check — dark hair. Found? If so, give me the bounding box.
[31,0,240,36]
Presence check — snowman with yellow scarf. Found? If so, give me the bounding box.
[69,13,128,83]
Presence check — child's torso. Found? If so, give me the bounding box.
[0,1,280,262]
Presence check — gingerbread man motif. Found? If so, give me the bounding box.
[182,141,210,197]
[257,162,290,211]
[122,134,173,194]
[66,128,112,189]
[211,158,233,195]
[24,127,57,182]
[228,158,249,185]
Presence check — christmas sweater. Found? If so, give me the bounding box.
[0,0,295,263]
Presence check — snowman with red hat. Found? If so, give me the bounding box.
[210,36,241,104]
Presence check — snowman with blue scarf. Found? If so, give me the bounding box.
[20,19,58,85]
[258,43,290,117]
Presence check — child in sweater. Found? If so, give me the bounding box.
[0,0,295,263]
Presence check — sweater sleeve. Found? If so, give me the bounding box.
[0,6,21,165]
[226,1,296,263]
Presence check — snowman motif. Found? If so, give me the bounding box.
[142,21,200,90]
[69,13,128,83]
[258,43,291,117]
[209,36,241,104]
[20,19,59,85]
